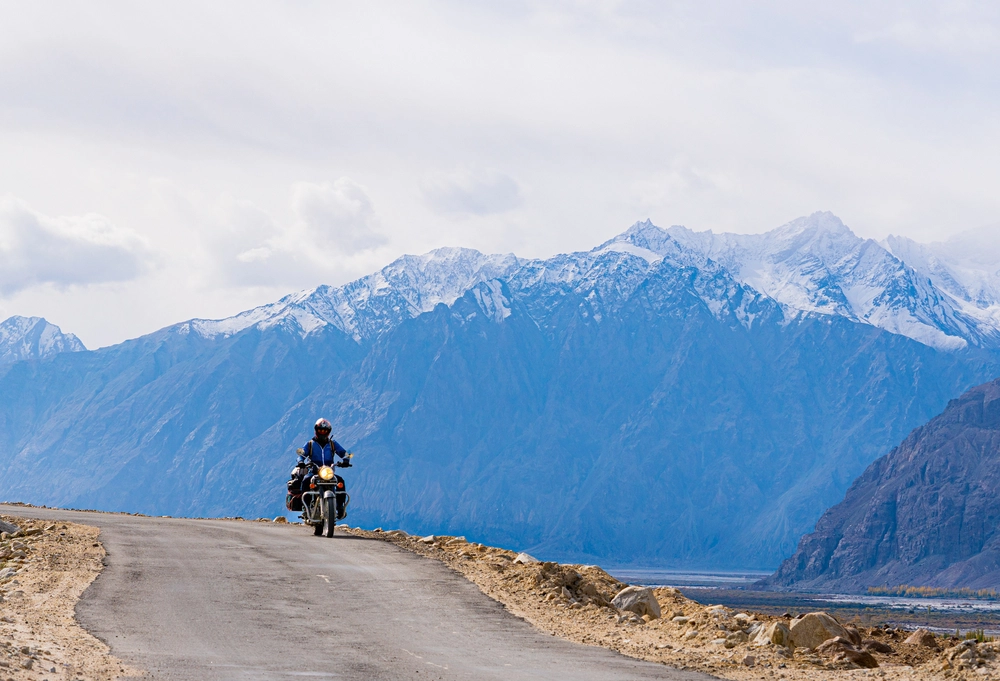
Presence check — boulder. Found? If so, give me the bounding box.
[513,552,539,564]
[753,621,791,647]
[904,628,938,648]
[863,639,894,654]
[272,516,287,523]
[0,567,17,580]
[725,631,749,648]
[0,520,19,535]
[788,612,850,649]
[816,637,879,668]
[611,586,661,619]
[419,535,436,543]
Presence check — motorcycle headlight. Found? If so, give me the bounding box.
[318,466,335,481]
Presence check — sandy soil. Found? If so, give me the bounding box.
[344,526,1000,681]
[0,514,141,681]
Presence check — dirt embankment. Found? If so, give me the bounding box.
[345,526,1000,681]
[0,514,140,681]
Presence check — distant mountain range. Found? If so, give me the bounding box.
[764,376,1000,592]
[1,212,999,569]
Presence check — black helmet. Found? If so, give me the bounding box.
[314,418,332,434]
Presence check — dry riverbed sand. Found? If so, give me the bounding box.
[0,514,139,681]
[343,525,1000,681]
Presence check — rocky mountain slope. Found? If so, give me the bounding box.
[764,377,1000,592]
[1,214,1000,569]
[0,316,85,365]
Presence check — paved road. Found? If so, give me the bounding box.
[1,506,716,681]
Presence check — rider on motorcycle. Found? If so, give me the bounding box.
[295,418,351,518]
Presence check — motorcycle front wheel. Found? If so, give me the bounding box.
[311,499,323,536]
[323,496,336,538]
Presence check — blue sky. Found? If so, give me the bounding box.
[1,1,998,347]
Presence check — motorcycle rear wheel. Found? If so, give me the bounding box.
[323,497,336,538]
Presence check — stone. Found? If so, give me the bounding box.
[672,616,689,624]
[862,639,893,654]
[0,520,19,535]
[419,535,436,543]
[742,655,756,667]
[513,552,539,564]
[0,567,17,580]
[843,625,863,647]
[272,516,287,523]
[753,621,791,647]
[904,628,939,648]
[611,586,661,619]
[725,631,748,648]
[816,637,879,668]
[788,612,850,649]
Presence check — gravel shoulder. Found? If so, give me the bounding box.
[344,526,1000,681]
[0,513,142,681]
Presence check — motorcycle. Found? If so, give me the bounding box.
[290,451,353,537]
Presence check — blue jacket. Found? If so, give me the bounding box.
[298,437,347,467]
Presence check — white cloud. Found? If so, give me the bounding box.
[197,179,389,289]
[0,197,153,295]
[422,168,524,216]
[291,179,387,254]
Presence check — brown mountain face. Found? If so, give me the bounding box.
[764,377,1000,593]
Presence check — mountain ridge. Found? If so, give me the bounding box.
[762,376,1000,592]
[166,212,1000,356]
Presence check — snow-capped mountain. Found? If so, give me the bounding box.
[184,247,521,341]
[883,224,1000,342]
[183,212,1000,353]
[0,316,86,365]
[656,212,998,350]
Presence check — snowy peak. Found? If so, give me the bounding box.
[0,316,86,365]
[186,247,521,342]
[664,213,986,350]
[595,219,704,267]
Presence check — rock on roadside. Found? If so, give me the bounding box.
[753,621,791,647]
[611,585,661,619]
[904,628,939,648]
[789,612,850,649]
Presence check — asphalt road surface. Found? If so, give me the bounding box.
[1,506,717,681]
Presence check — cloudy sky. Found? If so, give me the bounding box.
[2,1,999,347]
